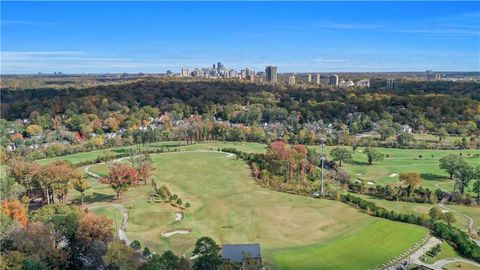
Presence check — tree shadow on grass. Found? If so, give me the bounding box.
[82,192,116,204]
[350,160,370,166]
[420,173,448,182]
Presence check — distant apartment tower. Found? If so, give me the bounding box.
[355,79,370,88]
[181,68,189,77]
[265,66,278,83]
[241,69,247,79]
[314,74,321,84]
[386,78,398,88]
[329,74,339,86]
[307,74,312,83]
[288,75,296,85]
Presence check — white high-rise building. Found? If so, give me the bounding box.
[181,68,189,77]
[288,75,296,85]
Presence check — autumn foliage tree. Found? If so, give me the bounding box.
[8,160,40,196]
[399,172,423,188]
[75,213,114,267]
[1,199,28,226]
[265,141,311,182]
[37,161,83,204]
[101,163,139,198]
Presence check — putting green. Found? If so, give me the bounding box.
[82,150,427,269]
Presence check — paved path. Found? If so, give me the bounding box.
[430,258,480,269]
[83,151,235,244]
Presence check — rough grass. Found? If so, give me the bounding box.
[443,262,480,270]
[81,151,427,268]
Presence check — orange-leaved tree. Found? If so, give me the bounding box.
[101,163,139,198]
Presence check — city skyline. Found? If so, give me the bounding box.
[1,1,479,74]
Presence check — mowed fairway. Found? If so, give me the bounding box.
[269,219,427,270]
[84,150,428,269]
[319,146,480,193]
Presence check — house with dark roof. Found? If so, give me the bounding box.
[222,244,263,270]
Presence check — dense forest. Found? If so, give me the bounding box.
[2,78,479,131]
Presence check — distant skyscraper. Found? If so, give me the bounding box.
[315,74,321,84]
[241,69,247,79]
[426,70,433,75]
[355,79,370,87]
[229,69,237,78]
[329,74,339,86]
[386,78,398,88]
[307,74,312,83]
[181,68,189,77]
[265,66,277,83]
[288,75,296,85]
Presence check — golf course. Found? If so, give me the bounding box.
[34,141,480,269]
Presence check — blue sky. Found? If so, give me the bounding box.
[1,1,479,74]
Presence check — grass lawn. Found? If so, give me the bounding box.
[36,141,266,165]
[81,151,427,269]
[269,219,427,270]
[318,146,480,194]
[443,262,480,270]
[421,241,460,264]
[354,194,479,232]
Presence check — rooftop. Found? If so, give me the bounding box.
[222,244,262,262]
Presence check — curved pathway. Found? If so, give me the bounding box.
[431,258,480,269]
[83,151,235,243]
[387,236,480,270]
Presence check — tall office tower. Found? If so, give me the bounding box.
[229,69,237,78]
[217,62,223,71]
[248,70,255,82]
[386,78,398,88]
[181,68,189,77]
[288,75,296,85]
[315,73,321,84]
[426,70,433,75]
[329,74,339,86]
[265,66,278,83]
[241,69,247,79]
[307,74,312,83]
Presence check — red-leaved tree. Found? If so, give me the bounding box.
[101,164,139,198]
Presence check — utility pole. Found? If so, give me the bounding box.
[320,140,326,196]
[114,211,118,241]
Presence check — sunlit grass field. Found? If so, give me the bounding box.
[81,151,427,269]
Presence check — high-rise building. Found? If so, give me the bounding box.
[265,66,278,83]
[181,68,189,77]
[329,74,339,86]
[229,70,237,78]
[355,79,370,87]
[315,74,321,84]
[241,69,247,79]
[307,74,312,83]
[288,75,296,85]
[386,78,398,88]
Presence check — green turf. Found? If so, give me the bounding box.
[318,146,480,194]
[353,194,479,232]
[269,219,427,270]
[36,141,266,165]
[80,151,427,268]
[443,262,480,270]
[421,241,460,264]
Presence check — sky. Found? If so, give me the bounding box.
[1,1,479,74]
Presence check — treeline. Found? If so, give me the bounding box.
[2,78,478,135]
[222,142,322,194]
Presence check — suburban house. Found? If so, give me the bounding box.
[222,243,263,270]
